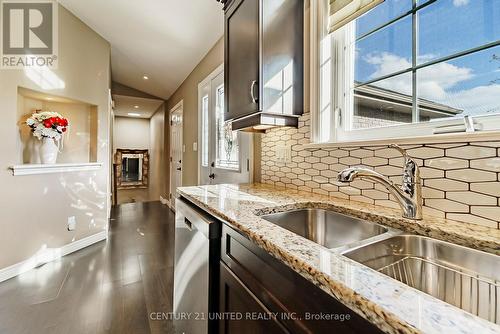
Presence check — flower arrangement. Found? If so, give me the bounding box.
[26,111,69,141]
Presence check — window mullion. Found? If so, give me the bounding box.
[412,0,418,123]
[330,34,337,142]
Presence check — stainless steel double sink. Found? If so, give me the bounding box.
[261,208,396,250]
[260,208,500,325]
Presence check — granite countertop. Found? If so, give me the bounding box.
[177,183,500,334]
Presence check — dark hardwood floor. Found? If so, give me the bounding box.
[0,201,176,334]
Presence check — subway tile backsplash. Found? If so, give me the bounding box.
[261,112,500,229]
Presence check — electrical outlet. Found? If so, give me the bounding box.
[67,216,76,231]
[275,145,292,164]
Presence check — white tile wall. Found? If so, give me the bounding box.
[261,112,500,229]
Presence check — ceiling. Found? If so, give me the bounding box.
[113,95,164,119]
[59,0,224,99]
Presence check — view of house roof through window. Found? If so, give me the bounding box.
[339,0,500,130]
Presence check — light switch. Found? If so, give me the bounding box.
[193,142,198,151]
[275,145,292,164]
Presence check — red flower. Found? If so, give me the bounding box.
[61,118,68,126]
[43,120,52,128]
[62,128,67,132]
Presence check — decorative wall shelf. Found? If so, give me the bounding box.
[9,163,102,176]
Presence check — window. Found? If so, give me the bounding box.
[215,85,240,170]
[315,0,500,143]
[201,94,209,167]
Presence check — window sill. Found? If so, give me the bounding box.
[9,163,103,176]
[304,130,500,149]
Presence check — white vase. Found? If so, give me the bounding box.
[40,138,59,164]
[28,138,41,164]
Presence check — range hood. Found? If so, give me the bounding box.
[232,112,300,133]
[222,0,304,133]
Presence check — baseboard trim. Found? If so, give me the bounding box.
[160,195,175,211]
[159,195,168,205]
[0,230,108,283]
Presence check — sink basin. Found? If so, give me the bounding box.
[260,208,389,249]
[343,234,500,324]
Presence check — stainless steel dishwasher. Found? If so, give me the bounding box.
[174,197,221,334]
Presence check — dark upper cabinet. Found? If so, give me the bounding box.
[224,0,304,132]
[225,0,260,122]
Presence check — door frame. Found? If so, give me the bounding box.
[197,63,224,185]
[197,64,254,185]
[108,89,114,217]
[169,100,184,207]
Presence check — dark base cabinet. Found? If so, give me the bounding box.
[219,223,384,334]
[219,263,289,334]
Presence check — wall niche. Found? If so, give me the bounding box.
[17,87,99,164]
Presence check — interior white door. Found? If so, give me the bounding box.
[170,103,183,201]
[199,70,252,185]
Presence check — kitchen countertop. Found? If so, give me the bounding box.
[177,183,500,334]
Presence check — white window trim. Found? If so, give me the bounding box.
[308,0,500,147]
[197,64,224,184]
[197,64,253,183]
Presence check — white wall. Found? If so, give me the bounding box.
[113,117,151,151]
[113,107,167,203]
[0,5,111,270]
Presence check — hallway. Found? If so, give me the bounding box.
[0,202,175,334]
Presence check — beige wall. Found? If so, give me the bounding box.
[113,116,151,151]
[166,37,224,190]
[149,106,166,200]
[0,5,111,269]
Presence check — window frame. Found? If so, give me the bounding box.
[309,0,500,146]
[201,94,209,167]
[215,84,241,171]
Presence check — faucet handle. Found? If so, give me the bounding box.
[389,144,420,196]
[389,144,410,160]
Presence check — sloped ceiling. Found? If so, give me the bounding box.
[113,95,164,119]
[59,0,224,99]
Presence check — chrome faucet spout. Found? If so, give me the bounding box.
[337,145,422,220]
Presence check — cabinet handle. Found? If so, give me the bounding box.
[250,80,258,104]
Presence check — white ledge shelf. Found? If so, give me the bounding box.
[9,163,102,176]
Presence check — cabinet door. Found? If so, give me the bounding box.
[224,0,260,122]
[261,0,303,116]
[219,263,288,334]
[221,224,385,334]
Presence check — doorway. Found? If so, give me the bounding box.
[170,100,184,202]
[198,65,252,185]
[111,92,165,205]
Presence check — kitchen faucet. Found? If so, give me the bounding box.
[337,144,422,220]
